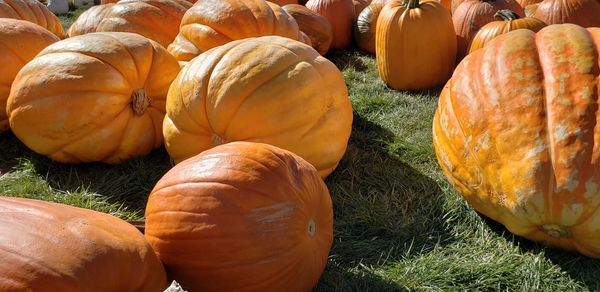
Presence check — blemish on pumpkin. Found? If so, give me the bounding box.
[554,124,569,142]
[585,181,598,199]
[524,140,545,159]
[132,89,150,115]
[307,219,316,236]
[210,133,226,146]
[562,170,580,192]
[512,58,525,70]
[478,133,490,150]
[542,224,571,238]
[249,202,297,226]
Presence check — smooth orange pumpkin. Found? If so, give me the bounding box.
[67,3,114,37]
[469,9,546,53]
[376,0,456,90]
[7,32,180,164]
[282,4,333,55]
[305,0,355,50]
[0,19,58,132]
[145,141,333,291]
[354,2,383,54]
[167,0,303,61]
[0,0,65,38]
[534,0,600,27]
[433,24,600,258]
[163,36,353,178]
[0,196,167,291]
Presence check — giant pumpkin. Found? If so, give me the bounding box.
[376,0,456,90]
[167,0,303,61]
[163,36,352,178]
[534,0,600,27]
[433,24,600,258]
[354,2,383,54]
[145,141,333,291]
[7,32,180,164]
[305,0,355,50]
[0,197,167,291]
[67,4,115,37]
[0,0,65,38]
[0,19,58,132]
[282,4,333,55]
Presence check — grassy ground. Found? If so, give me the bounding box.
[3,11,599,291]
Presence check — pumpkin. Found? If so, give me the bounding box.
[0,197,167,291]
[0,0,65,38]
[469,9,546,53]
[282,4,333,55]
[353,0,369,18]
[517,0,542,6]
[524,3,538,16]
[433,24,600,258]
[0,19,58,132]
[354,2,383,54]
[305,0,355,50]
[67,4,114,37]
[534,0,600,27]
[438,0,452,12]
[93,0,193,48]
[6,32,180,164]
[145,141,333,291]
[163,36,352,178]
[269,0,298,4]
[167,0,303,61]
[453,0,524,60]
[376,0,456,90]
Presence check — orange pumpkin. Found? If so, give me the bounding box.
[168,0,303,61]
[7,32,180,164]
[163,36,352,178]
[0,19,58,132]
[282,4,333,55]
[145,141,333,291]
[0,197,167,291]
[433,24,600,258]
[517,0,542,6]
[0,0,65,38]
[354,2,383,54]
[453,0,524,60]
[305,0,355,50]
[534,0,600,27]
[67,4,115,37]
[469,9,546,53]
[376,0,456,90]
[524,3,538,16]
[269,0,298,4]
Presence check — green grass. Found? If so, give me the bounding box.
[3,13,600,291]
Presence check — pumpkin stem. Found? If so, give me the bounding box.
[494,9,520,21]
[132,89,150,116]
[406,0,419,8]
[307,219,316,236]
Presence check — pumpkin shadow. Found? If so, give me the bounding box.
[328,49,370,72]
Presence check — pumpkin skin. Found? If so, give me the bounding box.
[167,0,303,61]
[376,0,456,91]
[534,0,600,27]
[67,4,115,37]
[469,9,546,53]
[163,36,352,178]
[0,0,65,38]
[305,0,355,50]
[145,141,333,292]
[282,4,333,55]
[518,0,542,7]
[270,0,298,4]
[7,32,180,164]
[524,3,538,16]
[433,24,600,258]
[0,197,167,291]
[0,19,58,132]
[353,0,369,18]
[453,0,524,61]
[354,2,383,54]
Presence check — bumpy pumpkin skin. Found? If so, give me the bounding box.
[0,0,65,38]
[305,0,355,50]
[67,4,115,37]
[0,197,167,291]
[282,4,333,55]
[0,19,58,132]
[96,0,193,48]
[168,0,303,61]
[145,141,333,292]
[163,36,352,178]
[354,2,383,54]
[469,10,546,53]
[534,0,600,27]
[7,32,180,164]
[433,24,600,258]
[376,0,456,91]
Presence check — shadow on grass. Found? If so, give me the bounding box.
[328,50,370,72]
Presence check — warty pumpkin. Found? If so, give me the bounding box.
[354,2,383,54]
[282,4,333,55]
[0,0,65,38]
[376,0,456,91]
[469,9,546,53]
[67,3,114,37]
[167,0,304,61]
[7,32,180,164]
[0,197,167,291]
[145,141,333,292]
[433,24,600,258]
[163,36,353,178]
[0,19,58,132]
[305,0,355,50]
[534,0,600,27]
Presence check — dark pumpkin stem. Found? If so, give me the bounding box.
[406,0,419,8]
[494,9,520,21]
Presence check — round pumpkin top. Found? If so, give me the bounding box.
[145,141,333,291]
[433,24,600,258]
[534,0,600,27]
[67,4,115,37]
[0,197,167,291]
[282,3,333,55]
[0,0,65,38]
